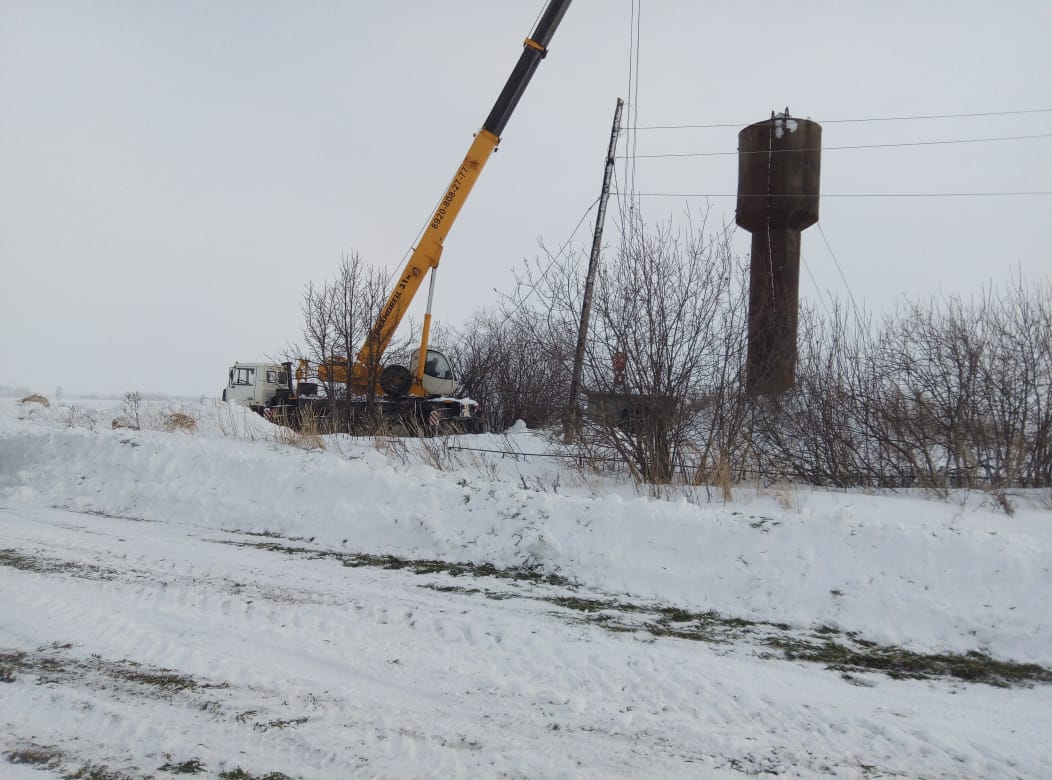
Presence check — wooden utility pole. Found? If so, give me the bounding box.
[563,97,624,442]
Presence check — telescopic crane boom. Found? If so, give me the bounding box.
[348,0,574,398]
[226,1,573,433]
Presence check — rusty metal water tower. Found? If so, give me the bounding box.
[736,110,822,396]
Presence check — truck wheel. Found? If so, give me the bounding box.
[380,364,412,397]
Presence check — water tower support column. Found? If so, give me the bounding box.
[735,111,822,396]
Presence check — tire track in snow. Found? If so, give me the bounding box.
[2,505,1050,779]
[1,508,712,776]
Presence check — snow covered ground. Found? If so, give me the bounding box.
[1,396,1050,779]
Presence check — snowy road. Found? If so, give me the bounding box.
[3,504,1049,779]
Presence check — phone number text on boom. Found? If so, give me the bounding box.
[430,164,470,231]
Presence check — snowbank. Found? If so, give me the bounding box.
[2,397,1050,665]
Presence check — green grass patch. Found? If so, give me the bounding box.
[5,743,139,780]
[65,763,137,780]
[765,635,1052,687]
[0,644,226,698]
[219,538,571,587]
[0,548,117,580]
[4,742,63,769]
[112,661,199,693]
[252,716,309,733]
[158,757,206,774]
[217,533,1052,689]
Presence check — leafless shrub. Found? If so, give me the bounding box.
[445,306,572,432]
[749,304,881,488]
[110,391,144,431]
[63,404,95,430]
[749,274,1051,491]
[595,217,754,484]
[542,213,746,484]
[859,277,1051,490]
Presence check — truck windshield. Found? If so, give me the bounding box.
[424,350,453,380]
[232,368,255,386]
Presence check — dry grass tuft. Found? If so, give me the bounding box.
[163,413,197,433]
[715,454,734,502]
[271,408,325,450]
[769,481,803,513]
[417,432,458,471]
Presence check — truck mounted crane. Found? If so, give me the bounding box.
[224,0,574,432]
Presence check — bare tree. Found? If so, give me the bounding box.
[356,261,409,417]
[975,275,1052,487]
[298,280,338,397]
[429,207,1052,495]
[586,216,747,482]
[750,275,1052,492]
[505,211,746,483]
[328,252,367,399]
[749,303,887,487]
[294,251,411,431]
[445,307,572,432]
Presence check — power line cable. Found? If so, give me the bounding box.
[611,190,1052,199]
[799,252,834,321]
[628,108,1052,131]
[817,223,866,335]
[528,0,548,30]
[630,1,642,203]
[621,2,634,210]
[611,160,631,239]
[619,133,1052,159]
[621,0,643,247]
[503,197,601,315]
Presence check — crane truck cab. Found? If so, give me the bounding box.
[416,348,457,397]
[222,362,289,407]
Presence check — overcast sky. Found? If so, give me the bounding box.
[2,0,1050,397]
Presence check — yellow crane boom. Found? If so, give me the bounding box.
[348,0,574,398]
